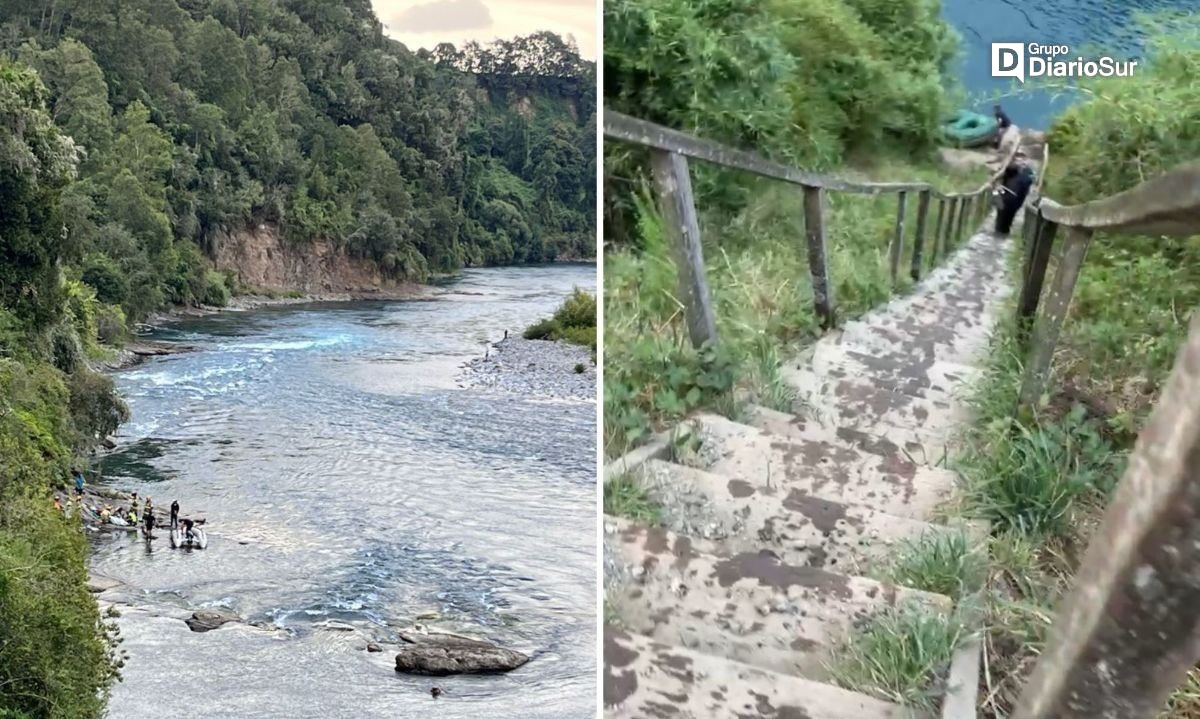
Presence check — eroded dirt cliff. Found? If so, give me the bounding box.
[211,223,422,299]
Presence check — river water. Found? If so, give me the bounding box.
[943,0,1192,128]
[92,264,597,719]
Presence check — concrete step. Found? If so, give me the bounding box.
[633,458,953,572]
[808,342,982,400]
[837,319,995,368]
[786,364,953,405]
[605,625,929,718]
[741,404,956,467]
[605,519,950,681]
[688,413,958,520]
[857,231,1007,322]
[787,371,968,438]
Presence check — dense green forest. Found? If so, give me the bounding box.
[1,59,126,719]
[1,0,594,328]
[0,3,593,716]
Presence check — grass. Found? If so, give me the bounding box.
[874,530,987,603]
[828,602,971,712]
[603,474,661,523]
[604,155,986,457]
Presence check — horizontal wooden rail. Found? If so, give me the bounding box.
[1040,163,1200,235]
[604,110,996,200]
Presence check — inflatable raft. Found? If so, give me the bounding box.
[943,110,999,147]
[171,527,208,549]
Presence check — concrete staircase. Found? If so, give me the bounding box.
[604,228,1012,718]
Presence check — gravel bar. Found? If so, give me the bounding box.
[460,336,595,401]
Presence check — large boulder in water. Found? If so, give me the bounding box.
[393,631,529,676]
[186,609,240,633]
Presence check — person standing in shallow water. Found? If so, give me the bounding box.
[170,500,179,529]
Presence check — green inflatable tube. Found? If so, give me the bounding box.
[942,110,999,147]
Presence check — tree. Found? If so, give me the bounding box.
[0,60,78,331]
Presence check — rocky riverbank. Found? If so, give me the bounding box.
[460,336,595,401]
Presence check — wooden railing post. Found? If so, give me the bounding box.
[890,191,908,285]
[1016,210,1058,341]
[803,185,836,329]
[1017,225,1092,409]
[650,149,718,348]
[1012,314,1200,719]
[930,198,946,267]
[955,195,970,242]
[942,197,958,255]
[910,190,930,281]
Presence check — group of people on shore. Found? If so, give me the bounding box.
[67,467,197,542]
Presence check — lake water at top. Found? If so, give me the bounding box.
[92,264,597,719]
[943,0,1193,128]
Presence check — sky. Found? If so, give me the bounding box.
[371,0,597,59]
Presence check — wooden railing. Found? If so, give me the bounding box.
[604,110,1014,340]
[1006,158,1200,717]
[1013,160,1200,409]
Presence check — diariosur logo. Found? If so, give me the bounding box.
[991,42,1139,83]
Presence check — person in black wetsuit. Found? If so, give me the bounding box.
[170,500,179,529]
[181,518,196,544]
[994,162,1036,235]
[144,506,156,537]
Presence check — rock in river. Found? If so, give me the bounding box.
[394,631,529,676]
[186,609,240,633]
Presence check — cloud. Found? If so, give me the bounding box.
[392,0,494,34]
[375,0,596,58]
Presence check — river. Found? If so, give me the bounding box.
[943,0,1192,128]
[92,264,597,719]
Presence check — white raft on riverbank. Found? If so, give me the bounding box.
[170,527,208,549]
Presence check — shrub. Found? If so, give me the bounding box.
[94,303,127,346]
[202,270,231,307]
[523,318,559,340]
[80,254,128,306]
[552,288,597,329]
[67,369,129,450]
[559,324,596,350]
[523,290,597,348]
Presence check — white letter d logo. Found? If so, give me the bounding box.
[992,43,1025,83]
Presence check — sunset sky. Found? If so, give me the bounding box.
[371,0,597,59]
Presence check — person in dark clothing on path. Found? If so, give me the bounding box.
[992,104,1012,148]
[994,162,1036,235]
[994,104,1012,131]
[144,508,156,537]
[170,500,180,529]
